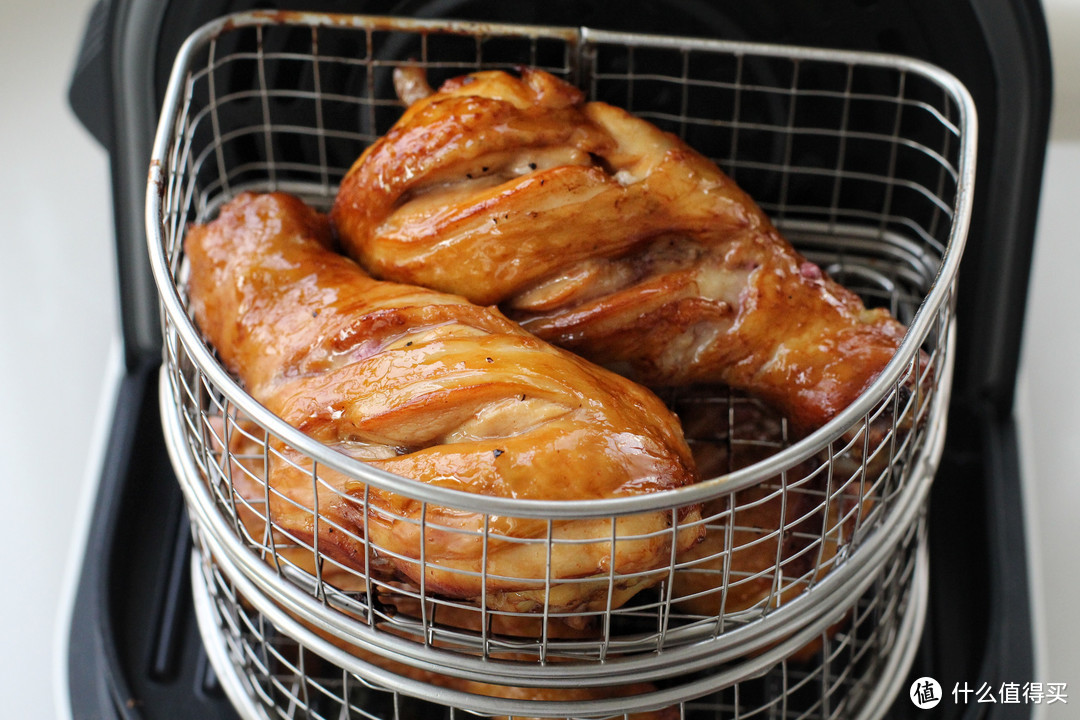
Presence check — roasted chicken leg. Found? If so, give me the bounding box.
[185,192,701,616]
[332,69,912,433]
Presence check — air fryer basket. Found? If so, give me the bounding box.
[148,11,970,696]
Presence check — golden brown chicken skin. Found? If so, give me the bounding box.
[332,69,910,433]
[185,192,701,616]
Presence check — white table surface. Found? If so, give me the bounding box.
[0,2,1076,718]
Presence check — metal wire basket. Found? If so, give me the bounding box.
[191,506,927,720]
[149,11,972,683]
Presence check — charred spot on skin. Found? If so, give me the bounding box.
[896,383,914,407]
[405,341,413,347]
[493,448,505,458]
[528,163,537,171]
[588,152,617,176]
[486,357,494,363]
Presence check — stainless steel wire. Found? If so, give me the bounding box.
[148,9,972,689]
[191,508,928,719]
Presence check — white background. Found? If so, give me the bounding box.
[0,1,1075,718]
[0,3,117,720]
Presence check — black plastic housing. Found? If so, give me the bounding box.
[66,0,1052,717]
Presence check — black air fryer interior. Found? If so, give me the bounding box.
[67,1,1051,718]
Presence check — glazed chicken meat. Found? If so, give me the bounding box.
[332,68,914,433]
[185,191,702,617]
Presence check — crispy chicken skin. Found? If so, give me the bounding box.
[185,191,701,615]
[332,68,910,432]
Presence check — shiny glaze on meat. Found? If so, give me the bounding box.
[332,69,910,432]
[185,191,701,615]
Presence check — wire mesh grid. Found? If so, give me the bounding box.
[148,11,970,685]
[580,32,966,251]
[191,508,926,720]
